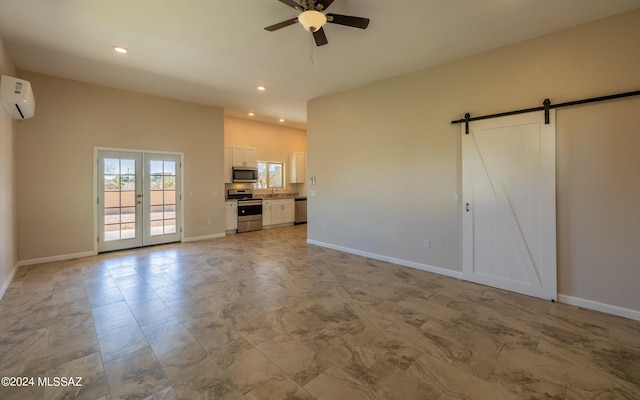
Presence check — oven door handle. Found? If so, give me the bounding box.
[238,200,262,206]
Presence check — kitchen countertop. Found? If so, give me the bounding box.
[254,193,299,200]
[226,193,306,201]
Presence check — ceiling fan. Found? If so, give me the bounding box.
[264,0,370,46]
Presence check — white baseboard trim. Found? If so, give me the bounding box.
[15,234,227,267]
[182,233,226,243]
[558,294,640,321]
[305,240,639,321]
[17,251,98,268]
[0,263,19,301]
[306,239,463,279]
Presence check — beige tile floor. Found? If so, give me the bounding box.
[0,224,639,399]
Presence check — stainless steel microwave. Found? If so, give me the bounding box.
[232,167,258,183]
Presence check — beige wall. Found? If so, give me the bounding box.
[556,97,640,312]
[16,73,225,262]
[224,116,307,194]
[0,35,18,296]
[307,9,640,313]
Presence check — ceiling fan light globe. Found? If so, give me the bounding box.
[298,10,327,32]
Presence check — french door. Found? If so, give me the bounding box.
[97,150,182,252]
[462,111,557,301]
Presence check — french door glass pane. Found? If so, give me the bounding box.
[164,219,177,234]
[121,191,135,207]
[103,158,137,242]
[149,160,177,236]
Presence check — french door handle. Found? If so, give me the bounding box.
[136,194,142,198]
[466,203,470,212]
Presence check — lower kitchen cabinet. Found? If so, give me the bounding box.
[225,200,237,231]
[262,200,272,226]
[263,199,295,227]
[283,200,295,223]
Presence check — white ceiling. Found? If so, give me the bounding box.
[1,0,638,129]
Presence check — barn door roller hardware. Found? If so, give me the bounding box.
[452,90,640,134]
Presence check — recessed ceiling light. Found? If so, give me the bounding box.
[279,118,285,123]
[248,112,255,116]
[257,86,266,91]
[113,46,128,54]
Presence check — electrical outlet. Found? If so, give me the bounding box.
[423,240,430,249]
[453,193,460,203]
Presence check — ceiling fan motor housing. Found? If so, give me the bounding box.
[298,10,327,32]
[265,0,369,46]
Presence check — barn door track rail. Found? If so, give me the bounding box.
[451,90,640,134]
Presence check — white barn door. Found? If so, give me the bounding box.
[462,111,557,301]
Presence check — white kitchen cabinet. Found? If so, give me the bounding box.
[231,146,257,168]
[262,200,272,226]
[224,146,233,183]
[263,199,295,227]
[271,200,284,225]
[231,147,243,167]
[289,152,306,184]
[244,147,257,167]
[225,200,237,231]
[282,199,295,223]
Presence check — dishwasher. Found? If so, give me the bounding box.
[294,197,307,224]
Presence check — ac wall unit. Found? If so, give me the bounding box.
[0,75,35,119]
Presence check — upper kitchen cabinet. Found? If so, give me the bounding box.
[289,152,306,184]
[224,146,233,183]
[232,146,257,168]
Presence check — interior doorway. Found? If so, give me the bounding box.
[96,149,182,252]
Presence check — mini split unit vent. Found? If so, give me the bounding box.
[0,75,35,119]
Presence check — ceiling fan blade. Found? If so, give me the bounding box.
[315,0,335,11]
[313,27,328,46]
[265,18,298,31]
[278,0,304,10]
[326,13,370,29]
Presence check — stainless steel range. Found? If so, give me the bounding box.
[228,189,262,233]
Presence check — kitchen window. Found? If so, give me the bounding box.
[255,161,284,189]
